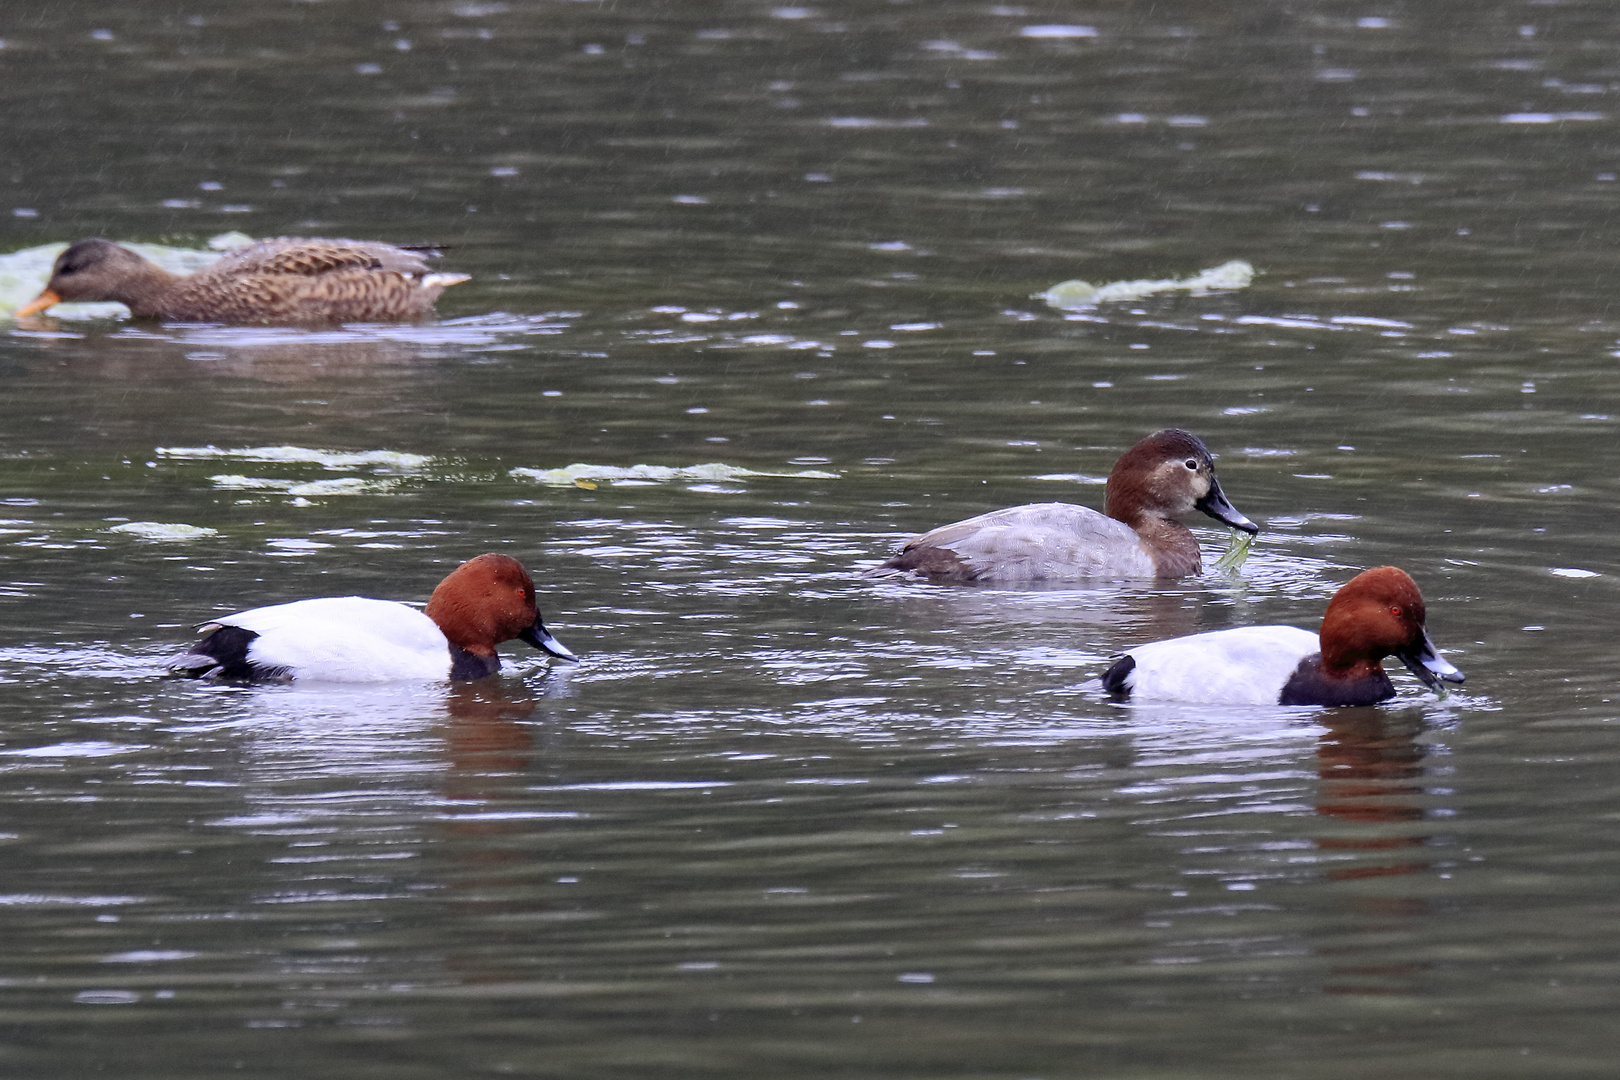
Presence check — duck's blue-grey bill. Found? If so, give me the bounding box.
[520,622,578,662]
[1195,477,1259,535]
[1397,629,1464,690]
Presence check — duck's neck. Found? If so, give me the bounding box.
[1318,607,1386,676]
[1300,606,1401,703]
[449,645,501,681]
[1279,654,1396,706]
[113,261,185,317]
[1127,515,1201,577]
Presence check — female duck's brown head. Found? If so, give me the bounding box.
[1103,428,1258,535]
[15,239,172,316]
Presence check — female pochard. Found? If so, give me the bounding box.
[873,429,1258,582]
[168,553,575,683]
[1102,566,1464,706]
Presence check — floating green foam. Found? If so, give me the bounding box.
[107,522,219,541]
[207,475,393,497]
[1039,259,1254,310]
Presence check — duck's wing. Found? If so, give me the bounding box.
[175,597,450,682]
[218,597,442,646]
[205,238,438,279]
[1117,626,1320,705]
[177,239,467,322]
[878,502,1155,582]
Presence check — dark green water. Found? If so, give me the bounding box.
[1,1,1618,1076]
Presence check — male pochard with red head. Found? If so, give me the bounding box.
[1102,566,1464,706]
[871,428,1258,583]
[168,553,576,683]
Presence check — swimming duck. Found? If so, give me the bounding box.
[1101,566,1464,706]
[167,553,575,683]
[13,236,469,324]
[871,428,1258,583]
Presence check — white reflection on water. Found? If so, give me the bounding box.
[0,739,138,759]
[156,446,431,471]
[163,313,575,346]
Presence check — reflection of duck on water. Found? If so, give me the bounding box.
[14,236,468,323]
[1316,708,1428,844]
[1313,709,1437,995]
[443,683,540,781]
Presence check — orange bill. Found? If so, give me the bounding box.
[13,288,61,318]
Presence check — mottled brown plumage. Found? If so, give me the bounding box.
[14,237,469,324]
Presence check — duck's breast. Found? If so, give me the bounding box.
[1118,625,1319,705]
[221,596,451,682]
[907,502,1157,582]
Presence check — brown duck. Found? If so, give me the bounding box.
[13,237,470,324]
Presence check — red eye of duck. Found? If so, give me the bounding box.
[1389,606,1403,617]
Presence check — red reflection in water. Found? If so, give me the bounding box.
[1313,710,1437,994]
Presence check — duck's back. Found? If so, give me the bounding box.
[1108,625,1319,704]
[207,238,435,278]
[212,596,451,682]
[881,502,1157,582]
[167,239,464,323]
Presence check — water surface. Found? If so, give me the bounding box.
[1,2,1618,1077]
